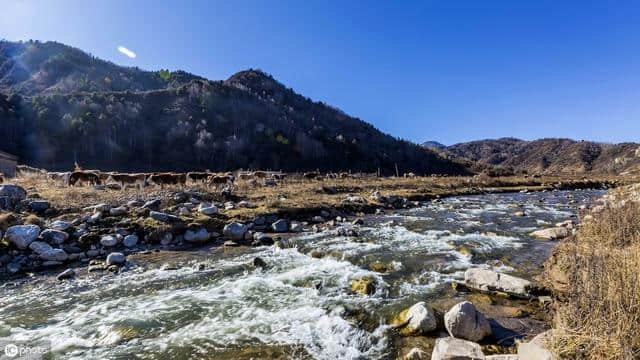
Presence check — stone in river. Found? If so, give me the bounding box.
[530,227,569,240]
[444,301,492,342]
[351,276,376,295]
[431,337,484,360]
[464,268,533,298]
[391,301,437,336]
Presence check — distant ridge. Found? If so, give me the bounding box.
[441,138,640,175]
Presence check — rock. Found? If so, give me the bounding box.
[49,220,72,231]
[351,276,376,295]
[6,262,20,273]
[253,232,274,246]
[431,337,485,360]
[160,233,173,245]
[444,301,492,342]
[529,227,569,240]
[253,257,267,268]
[271,219,289,232]
[179,207,191,216]
[27,200,50,212]
[392,301,437,335]
[88,212,102,223]
[123,234,139,248]
[0,184,27,209]
[290,222,304,232]
[312,215,325,223]
[106,252,126,265]
[403,348,426,360]
[345,195,367,204]
[29,241,69,261]
[223,240,240,247]
[308,249,326,258]
[238,200,256,208]
[57,269,75,280]
[149,211,181,223]
[40,229,69,245]
[109,206,128,216]
[184,228,211,243]
[514,211,526,217]
[198,203,218,215]
[5,225,41,249]
[127,200,143,208]
[223,222,248,240]
[142,199,162,210]
[369,261,394,273]
[100,235,119,247]
[464,268,533,298]
[517,330,554,360]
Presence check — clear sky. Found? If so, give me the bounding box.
[2,0,639,145]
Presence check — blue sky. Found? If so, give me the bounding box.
[2,1,639,145]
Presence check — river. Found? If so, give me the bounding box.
[0,189,602,359]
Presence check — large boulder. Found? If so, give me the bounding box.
[5,225,41,249]
[392,301,438,335]
[351,276,376,295]
[0,184,27,209]
[223,222,248,240]
[464,268,533,297]
[444,301,492,342]
[431,337,485,360]
[106,252,126,265]
[29,241,69,261]
[517,330,554,360]
[530,227,569,240]
[100,235,119,247]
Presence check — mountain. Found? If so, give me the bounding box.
[421,141,446,150]
[442,138,640,175]
[0,40,468,175]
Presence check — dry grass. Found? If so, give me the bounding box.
[4,172,633,221]
[548,200,640,359]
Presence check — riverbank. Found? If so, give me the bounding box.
[543,183,640,359]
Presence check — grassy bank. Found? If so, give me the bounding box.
[546,184,640,359]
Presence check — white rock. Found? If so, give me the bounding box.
[5,225,41,249]
[404,347,426,360]
[49,220,72,231]
[397,301,438,335]
[444,301,492,342]
[198,203,218,215]
[106,252,126,265]
[100,235,118,247]
[530,227,569,240]
[223,222,248,240]
[431,337,485,360]
[29,241,68,261]
[123,235,138,248]
[464,268,532,297]
[518,330,554,360]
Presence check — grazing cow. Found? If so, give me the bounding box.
[187,172,211,184]
[149,173,187,187]
[252,171,267,179]
[303,172,319,180]
[109,173,147,189]
[47,172,71,186]
[69,171,101,186]
[208,174,234,187]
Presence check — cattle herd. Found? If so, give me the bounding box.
[6,165,440,189]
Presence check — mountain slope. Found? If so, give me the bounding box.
[0,40,468,175]
[443,138,640,175]
[0,40,201,95]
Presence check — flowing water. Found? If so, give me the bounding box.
[0,190,603,359]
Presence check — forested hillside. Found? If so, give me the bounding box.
[0,40,467,175]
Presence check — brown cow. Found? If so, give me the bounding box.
[69,171,101,186]
[303,172,319,180]
[187,172,211,184]
[109,173,147,189]
[208,174,234,187]
[149,173,187,187]
[47,172,71,186]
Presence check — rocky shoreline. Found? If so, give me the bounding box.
[0,178,625,359]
